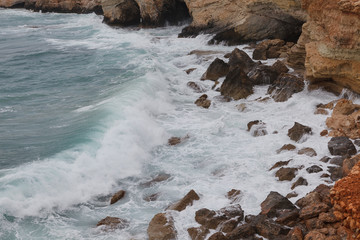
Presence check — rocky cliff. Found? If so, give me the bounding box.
[180,0,306,45]
[290,0,360,94]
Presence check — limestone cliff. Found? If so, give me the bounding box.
[180,0,306,45]
[293,0,360,93]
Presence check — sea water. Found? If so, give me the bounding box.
[0,8,355,240]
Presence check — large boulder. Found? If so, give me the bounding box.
[148,213,176,240]
[267,73,305,102]
[260,191,297,217]
[180,0,305,45]
[287,122,312,142]
[97,216,129,230]
[167,189,200,211]
[201,58,229,81]
[220,67,254,100]
[328,136,357,156]
[102,0,140,26]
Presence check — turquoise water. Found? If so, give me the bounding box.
[0,8,343,240]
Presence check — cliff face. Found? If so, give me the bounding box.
[180,0,306,45]
[299,0,360,93]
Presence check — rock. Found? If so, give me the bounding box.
[300,0,360,94]
[268,73,305,102]
[185,68,196,74]
[328,136,357,156]
[271,60,289,74]
[226,223,256,240]
[286,192,298,199]
[227,189,242,202]
[168,137,181,146]
[354,139,360,146]
[296,192,322,208]
[314,108,328,115]
[260,191,297,218]
[287,122,312,142]
[110,190,126,204]
[275,209,300,226]
[141,173,171,187]
[329,156,346,166]
[254,215,290,239]
[320,156,331,163]
[304,218,325,230]
[220,219,238,233]
[318,211,338,223]
[187,226,210,240]
[180,0,305,45]
[208,232,227,240]
[144,193,160,202]
[304,230,326,240]
[248,65,280,85]
[328,166,343,181]
[228,48,255,73]
[275,167,297,181]
[253,39,286,60]
[167,189,200,212]
[247,120,267,137]
[306,165,323,174]
[97,216,129,230]
[269,160,291,170]
[299,203,330,220]
[148,213,176,240]
[102,0,140,26]
[220,67,254,100]
[201,58,229,81]
[343,154,360,176]
[298,147,317,157]
[187,81,204,93]
[291,177,308,190]
[320,130,328,136]
[276,144,296,154]
[195,94,211,109]
[287,227,303,240]
[188,50,224,57]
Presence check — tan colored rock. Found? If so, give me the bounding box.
[167,189,200,212]
[148,213,176,240]
[110,190,126,204]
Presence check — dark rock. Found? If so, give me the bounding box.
[318,211,338,223]
[298,147,317,157]
[195,94,211,109]
[97,216,128,230]
[328,166,343,181]
[167,189,200,212]
[247,120,261,131]
[320,173,330,178]
[286,192,298,199]
[141,173,171,187]
[185,68,196,74]
[254,215,290,239]
[299,203,330,220]
[275,209,300,226]
[110,190,126,205]
[220,67,254,100]
[343,154,360,176]
[291,177,308,190]
[260,191,297,218]
[102,0,140,26]
[195,208,218,229]
[228,48,255,73]
[287,122,312,142]
[226,224,256,240]
[220,219,239,233]
[319,156,331,163]
[148,213,176,240]
[275,167,297,181]
[320,129,328,136]
[304,218,324,230]
[328,136,357,156]
[287,226,303,240]
[168,137,181,146]
[252,39,285,60]
[188,226,210,240]
[271,61,289,74]
[329,156,346,166]
[247,65,279,85]
[276,144,296,154]
[268,73,304,102]
[201,58,230,81]
[208,232,227,240]
[295,192,322,208]
[306,165,323,173]
[354,139,360,146]
[187,81,204,93]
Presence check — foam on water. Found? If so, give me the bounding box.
[1,8,359,240]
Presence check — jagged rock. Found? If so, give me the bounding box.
[269,160,291,171]
[268,73,304,102]
[329,156,346,166]
[260,191,297,218]
[185,68,196,74]
[228,48,255,73]
[227,189,242,202]
[298,147,317,157]
[318,211,338,223]
[220,67,253,100]
[226,223,256,240]
[148,213,176,240]
[253,39,286,60]
[287,226,303,240]
[287,122,312,142]
[247,120,267,137]
[201,58,229,81]
[291,177,308,190]
[275,209,300,226]
[304,217,325,230]
[275,167,297,181]
[168,137,181,146]
[271,60,289,74]
[253,215,290,239]
[299,203,330,220]
[328,166,343,181]
[208,232,227,240]
[141,173,171,187]
[110,190,126,204]
[314,108,329,115]
[187,81,204,93]
[167,189,200,212]
[187,226,209,240]
[248,65,280,85]
[286,192,298,199]
[343,154,360,176]
[97,216,129,230]
[102,0,140,26]
[306,165,323,174]
[328,136,357,156]
[320,156,331,163]
[296,192,322,208]
[276,144,296,154]
[195,94,211,109]
[304,230,326,240]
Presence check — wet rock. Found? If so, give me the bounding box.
[248,65,280,85]
[254,215,290,239]
[267,73,304,102]
[188,50,224,57]
[141,173,171,187]
[185,68,196,74]
[260,191,297,218]
[110,190,126,205]
[201,58,229,81]
[287,122,312,142]
[208,232,227,240]
[275,167,297,181]
[328,166,343,181]
[306,165,323,174]
[305,218,325,230]
[220,219,239,233]
[187,81,204,93]
[320,156,331,163]
[167,189,200,212]
[299,203,330,220]
[328,136,357,156]
[168,137,181,146]
[298,147,317,157]
[271,60,289,75]
[227,189,242,202]
[287,226,303,240]
[220,67,254,100]
[276,144,296,154]
[236,103,247,112]
[354,139,360,146]
[226,223,256,240]
[148,213,176,240]
[97,216,129,230]
[102,0,140,26]
[275,209,300,226]
[329,156,346,166]
[195,94,211,109]
[253,39,286,60]
[247,120,267,137]
[144,193,160,202]
[291,177,308,190]
[228,48,255,73]
[314,108,328,115]
[286,192,298,199]
[296,192,322,208]
[342,154,360,176]
[320,130,328,136]
[187,226,210,240]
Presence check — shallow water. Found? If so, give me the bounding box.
[0,8,356,240]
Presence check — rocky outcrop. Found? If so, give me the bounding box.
[148,213,177,240]
[180,0,305,45]
[296,0,360,94]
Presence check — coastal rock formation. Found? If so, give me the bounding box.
[297,0,360,93]
[180,0,306,45]
[148,213,177,240]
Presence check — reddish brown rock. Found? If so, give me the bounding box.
[195,94,211,109]
[253,39,286,60]
[167,189,200,212]
[291,177,308,190]
[260,191,297,217]
[97,216,129,230]
[275,167,297,181]
[276,144,296,154]
[110,190,126,205]
[287,226,303,240]
[187,226,209,240]
[187,81,204,93]
[220,67,254,100]
[299,203,330,220]
[148,213,176,240]
[267,73,305,102]
[288,122,312,142]
[269,160,291,170]
[298,147,317,157]
[201,58,229,81]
